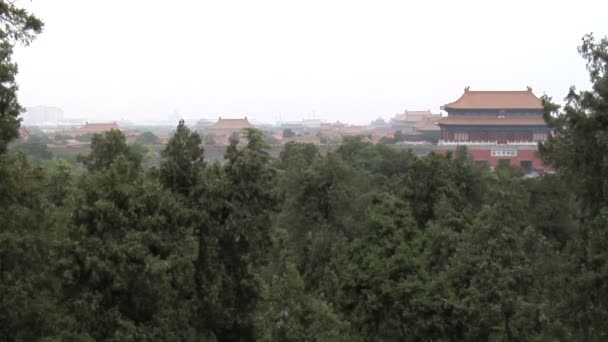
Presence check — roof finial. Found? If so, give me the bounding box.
[465,86,470,92]
[527,86,532,92]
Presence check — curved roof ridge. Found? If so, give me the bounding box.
[442,87,542,110]
[466,89,531,93]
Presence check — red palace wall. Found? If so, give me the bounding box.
[436,148,551,172]
[441,130,535,142]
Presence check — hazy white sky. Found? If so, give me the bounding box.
[13,0,608,124]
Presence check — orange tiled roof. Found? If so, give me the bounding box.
[413,117,440,131]
[320,121,346,131]
[76,122,121,134]
[438,115,547,126]
[442,87,543,110]
[210,118,253,129]
[342,125,368,134]
[370,127,393,135]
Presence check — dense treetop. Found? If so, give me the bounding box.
[2,2,608,339]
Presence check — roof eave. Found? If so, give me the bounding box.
[442,106,543,110]
[437,123,548,126]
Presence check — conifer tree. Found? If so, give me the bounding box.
[59,130,194,340]
[0,1,43,154]
[540,34,608,341]
[0,3,48,340]
[339,194,427,341]
[448,175,549,341]
[160,119,205,197]
[194,128,278,341]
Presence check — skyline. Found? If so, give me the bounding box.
[13,0,608,125]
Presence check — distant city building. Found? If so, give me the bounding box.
[24,106,64,125]
[280,121,306,133]
[61,118,87,125]
[277,119,322,135]
[437,87,550,172]
[302,119,322,129]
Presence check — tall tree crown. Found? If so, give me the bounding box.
[0,1,43,154]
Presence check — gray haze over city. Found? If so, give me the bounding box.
[13,0,608,125]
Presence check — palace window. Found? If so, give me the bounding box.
[533,132,548,142]
[454,132,468,141]
[520,160,533,173]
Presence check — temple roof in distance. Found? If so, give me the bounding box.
[209,117,254,130]
[393,110,440,122]
[76,122,122,134]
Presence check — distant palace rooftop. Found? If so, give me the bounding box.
[209,117,253,130]
[72,122,122,135]
[393,110,440,123]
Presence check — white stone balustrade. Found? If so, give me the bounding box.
[438,140,497,146]
[438,140,540,146]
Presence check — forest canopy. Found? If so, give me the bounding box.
[2,2,608,341]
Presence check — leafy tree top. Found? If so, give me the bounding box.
[540,34,608,215]
[0,1,43,154]
[78,129,142,173]
[159,119,204,197]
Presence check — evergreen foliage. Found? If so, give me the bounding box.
[2,5,608,339]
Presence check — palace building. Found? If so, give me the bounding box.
[66,122,124,137]
[206,117,254,137]
[437,87,551,172]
